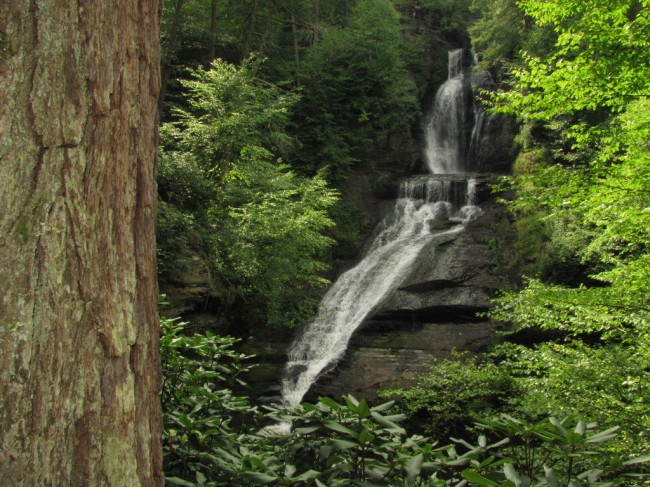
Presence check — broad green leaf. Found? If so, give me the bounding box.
[623,454,650,465]
[445,458,470,467]
[461,469,498,486]
[294,469,321,481]
[284,464,296,478]
[370,412,406,434]
[324,420,357,437]
[295,425,321,435]
[574,421,586,436]
[165,477,196,487]
[344,395,360,408]
[405,453,424,482]
[488,438,510,449]
[331,438,358,450]
[585,426,620,443]
[357,400,371,418]
[249,457,266,470]
[242,471,278,484]
[195,471,207,485]
[544,465,560,487]
[504,463,519,483]
[320,397,341,411]
[549,417,568,439]
[371,400,395,412]
[326,454,345,467]
[358,428,375,444]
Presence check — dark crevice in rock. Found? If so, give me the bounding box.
[370,305,489,325]
[398,279,459,293]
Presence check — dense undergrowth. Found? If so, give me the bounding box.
[161,318,649,486]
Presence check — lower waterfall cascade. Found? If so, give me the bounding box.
[280,49,495,407]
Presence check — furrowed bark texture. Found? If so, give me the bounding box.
[0,1,163,485]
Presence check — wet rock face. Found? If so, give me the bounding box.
[308,321,496,402]
[307,187,509,402]
[241,178,511,404]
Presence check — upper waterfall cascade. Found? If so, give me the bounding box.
[281,50,492,406]
[424,49,491,175]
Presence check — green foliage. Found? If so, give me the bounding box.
[380,354,516,440]
[156,146,220,284]
[488,104,650,343]
[161,317,260,484]
[493,0,650,131]
[157,201,196,280]
[160,319,649,485]
[469,0,526,77]
[165,56,300,182]
[326,200,369,261]
[267,396,427,485]
[474,0,650,473]
[158,149,220,213]
[293,0,419,176]
[471,415,649,485]
[160,318,649,485]
[258,395,536,486]
[394,0,474,42]
[158,58,338,328]
[469,0,558,81]
[490,341,650,460]
[215,147,338,327]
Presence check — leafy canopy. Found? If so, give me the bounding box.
[158,57,338,328]
[473,0,650,460]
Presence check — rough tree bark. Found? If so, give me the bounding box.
[0,1,163,485]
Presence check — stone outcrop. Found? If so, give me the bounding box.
[240,175,511,404]
[306,180,508,402]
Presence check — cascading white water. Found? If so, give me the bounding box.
[280,50,487,407]
[424,49,477,175]
[282,178,479,406]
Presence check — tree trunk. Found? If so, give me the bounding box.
[312,0,320,46]
[0,1,163,485]
[208,0,219,61]
[291,10,301,85]
[159,0,186,117]
[242,0,259,60]
[253,1,277,71]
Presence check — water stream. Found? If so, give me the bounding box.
[281,50,488,406]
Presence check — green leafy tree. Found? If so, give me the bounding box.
[469,0,557,81]
[165,56,299,181]
[215,147,338,327]
[293,0,419,176]
[482,0,650,461]
[469,0,525,73]
[159,58,338,328]
[380,353,516,440]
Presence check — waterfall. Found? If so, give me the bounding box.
[280,50,487,407]
[282,178,478,406]
[424,49,487,175]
